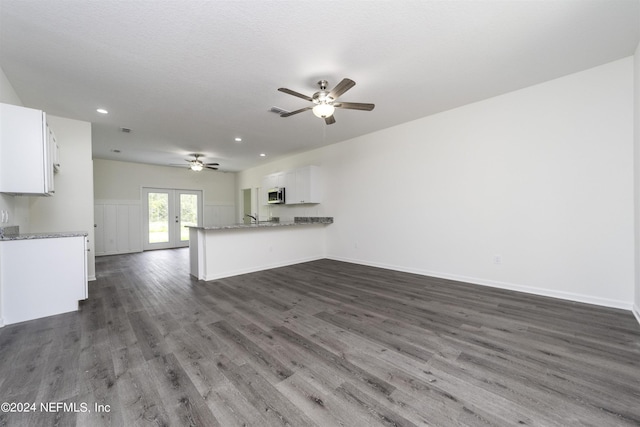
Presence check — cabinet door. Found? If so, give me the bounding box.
[288,166,321,204]
[284,170,296,204]
[295,168,311,203]
[45,124,55,193]
[273,172,285,187]
[0,103,51,195]
[1,236,87,325]
[52,136,60,172]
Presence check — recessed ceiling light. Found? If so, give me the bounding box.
[96,108,108,114]
[260,153,266,157]
[234,137,242,142]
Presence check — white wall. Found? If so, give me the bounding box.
[93,159,236,255]
[27,116,96,280]
[239,57,635,310]
[0,66,21,105]
[94,158,236,203]
[634,41,640,323]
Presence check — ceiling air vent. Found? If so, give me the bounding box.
[269,106,289,115]
[120,127,132,133]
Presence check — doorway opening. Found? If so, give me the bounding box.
[143,188,203,250]
[242,188,253,224]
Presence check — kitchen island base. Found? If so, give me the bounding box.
[189,220,332,281]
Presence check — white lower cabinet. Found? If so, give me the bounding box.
[0,235,88,325]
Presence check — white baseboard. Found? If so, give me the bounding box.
[95,249,142,257]
[327,255,633,311]
[633,305,640,326]
[201,255,324,282]
[88,275,97,281]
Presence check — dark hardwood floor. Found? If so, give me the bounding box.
[1,248,639,426]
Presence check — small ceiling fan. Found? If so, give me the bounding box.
[277,78,375,125]
[183,154,219,171]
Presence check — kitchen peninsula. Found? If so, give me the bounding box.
[188,217,333,281]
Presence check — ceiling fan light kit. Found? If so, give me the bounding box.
[183,154,219,172]
[312,103,335,118]
[190,162,204,172]
[278,78,374,125]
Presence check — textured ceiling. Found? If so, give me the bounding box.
[1,1,639,171]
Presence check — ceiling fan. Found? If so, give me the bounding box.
[277,78,375,125]
[183,154,219,171]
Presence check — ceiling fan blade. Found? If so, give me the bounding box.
[205,162,219,166]
[334,102,375,111]
[278,87,313,102]
[205,166,218,170]
[328,78,355,100]
[325,115,336,125]
[280,106,313,117]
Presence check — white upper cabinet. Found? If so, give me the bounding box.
[286,165,322,205]
[261,165,322,205]
[0,103,56,195]
[51,130,60,173]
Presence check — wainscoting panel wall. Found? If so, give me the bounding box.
[94,200,142,256]
[95,201,235,256]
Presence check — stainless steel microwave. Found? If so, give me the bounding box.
[267,187,285,204]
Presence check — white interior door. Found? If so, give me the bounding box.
[143,188,202,250]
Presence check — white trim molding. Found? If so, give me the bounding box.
[328,255,633,311]
[198,255,324,281]
[633,305,640,326]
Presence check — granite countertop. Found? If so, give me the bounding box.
[0,226,88,241]
[189,216,333,231]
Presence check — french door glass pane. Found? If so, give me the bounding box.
[148,192,169,243]
[180,193,198,241]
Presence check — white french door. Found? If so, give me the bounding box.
[143,188,202,250]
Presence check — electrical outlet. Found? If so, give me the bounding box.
[494,255,502,264]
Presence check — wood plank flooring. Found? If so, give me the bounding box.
[1,248,639,426]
